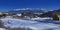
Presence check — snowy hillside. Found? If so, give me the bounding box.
[0,28,7,30]
[0,17,60,30]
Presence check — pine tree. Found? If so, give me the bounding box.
[53,14,59,21]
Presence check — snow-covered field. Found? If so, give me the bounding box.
[0,17,60,30]
[0,28,7,30]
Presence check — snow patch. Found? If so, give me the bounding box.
[0,28,7,30]
[31,17,53,20]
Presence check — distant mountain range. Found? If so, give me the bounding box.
[8,8,49,14]
[8,8,60,17]
[2,8,60,17]
[40,9,60,17]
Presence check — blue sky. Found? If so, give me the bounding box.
[0,0,60,12]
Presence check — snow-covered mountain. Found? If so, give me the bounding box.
[8,8,49,14]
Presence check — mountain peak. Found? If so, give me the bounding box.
[13,8,33,11]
